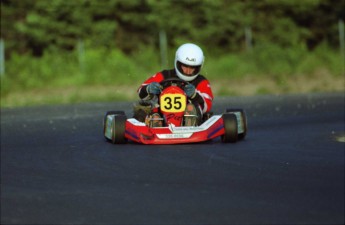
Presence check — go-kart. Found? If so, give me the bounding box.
[103,78,247,144]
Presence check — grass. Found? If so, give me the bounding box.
[1,69,343,108]
[1,43,344,108]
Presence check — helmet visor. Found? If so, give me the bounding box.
[176,61,201,76]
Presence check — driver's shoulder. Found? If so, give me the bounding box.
[191,74,208,85]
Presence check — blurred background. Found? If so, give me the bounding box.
[1,0,344,108]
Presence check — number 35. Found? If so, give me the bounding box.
[160,94,186,112]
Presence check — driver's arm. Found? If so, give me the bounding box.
[192,80,214,113]
[137,73,164,100]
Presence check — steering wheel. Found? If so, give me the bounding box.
[159,77,189,90]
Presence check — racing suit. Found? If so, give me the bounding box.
[137,69,214,115]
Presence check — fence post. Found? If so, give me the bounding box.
[78,39,85,73]
[245,26,253,52]
[159,30,168,69]
[339,19,345,73]
[0,39,4,76]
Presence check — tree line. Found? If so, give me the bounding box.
[1,0,344,57]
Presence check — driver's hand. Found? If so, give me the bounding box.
[146,82,161,95]
[184,84,197,98]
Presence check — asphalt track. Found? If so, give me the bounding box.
[1,93,344,225]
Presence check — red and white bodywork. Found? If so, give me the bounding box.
[124,115,225,144]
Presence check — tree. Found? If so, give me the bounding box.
[1,0,343,57]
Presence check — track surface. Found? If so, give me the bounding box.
[1,93,344,224]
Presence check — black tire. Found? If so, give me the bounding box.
[225,108,247,140]
[103,111,126,135]
[103,111,127,143]
[111,114,127,144]
[221,113,238,143]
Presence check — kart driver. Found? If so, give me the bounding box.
[136,43,214,127]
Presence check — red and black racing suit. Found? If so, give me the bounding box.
[137,69,214,116]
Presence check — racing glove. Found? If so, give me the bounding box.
[184,83,197,99]
[146,82,161,95]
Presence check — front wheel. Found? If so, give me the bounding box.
[221,113,238,143]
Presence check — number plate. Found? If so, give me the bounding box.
[160,93,186,113]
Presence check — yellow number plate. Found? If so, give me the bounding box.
[160,93,186,113]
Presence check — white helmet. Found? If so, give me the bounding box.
[174,43,204,81]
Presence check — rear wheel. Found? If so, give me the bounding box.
[111,114,127,144]
[225,109,247,140]
[103,111,127,144]
[103,111,125,134]
[221,113,238,143]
